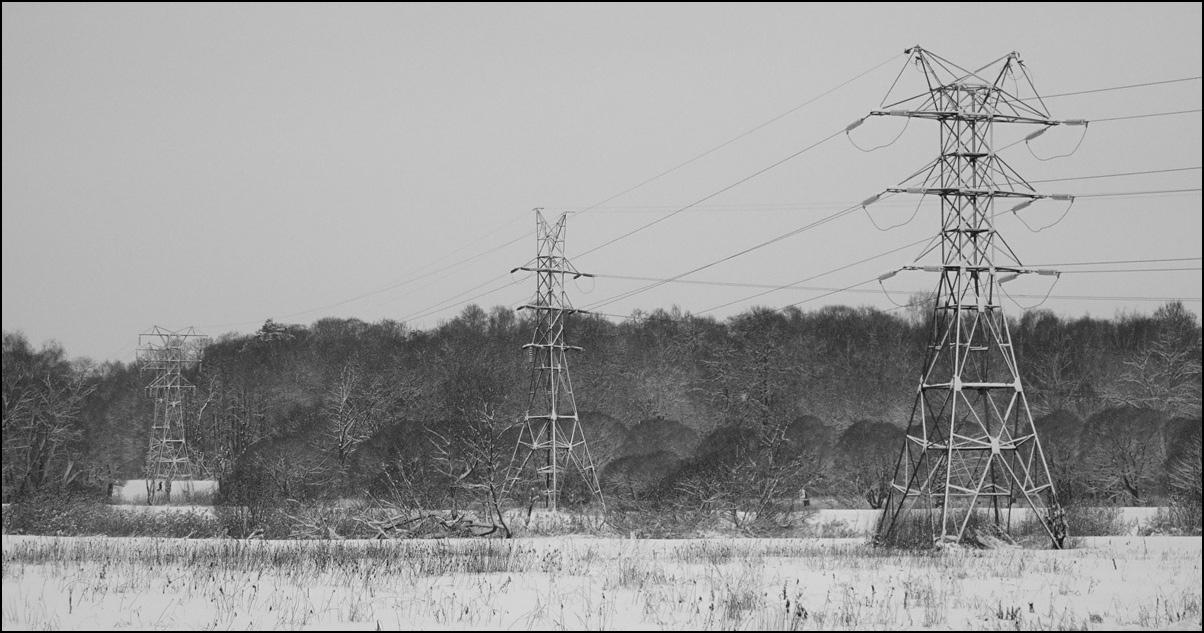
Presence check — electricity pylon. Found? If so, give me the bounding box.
[506,209,605,511]
[871,47,1069,548]
[138,326,206,505]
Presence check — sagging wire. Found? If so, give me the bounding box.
[845,115,911,152]
[876,268,914,309]
[998,270,1062,311]
[1010,194,1076,233]
[1025,120,1089,161]
[573,274,597,295]
[861,191,922,231]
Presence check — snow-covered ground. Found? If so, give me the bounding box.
[90,506,1172,536]
[109,480,219,505]
[804,507,1173,537]
[2,534,1199,630]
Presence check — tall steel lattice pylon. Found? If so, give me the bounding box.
[138,326,207,505]
[872,47,1071,548]
[506,209,605,511]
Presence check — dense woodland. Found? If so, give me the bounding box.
[3,301,1201,526]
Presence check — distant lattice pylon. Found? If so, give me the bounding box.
[505,209,604,511]
[871,47,1069,548]
[138,326,207,505]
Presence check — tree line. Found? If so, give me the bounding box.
[3,301,1200,524]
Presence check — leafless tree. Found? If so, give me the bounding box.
[1082,409,1167,503]
[2,335,96,500]
[427,403,515,537]
[322,359,394,470]
[1105,302,1202,417]
[833,421,900,509]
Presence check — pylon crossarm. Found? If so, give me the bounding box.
[870,110,1058,126]
[947,436,1016,452]
[522,343,584,351]
[513,265,593,279]
[518,305,589,315]
[887,186,1047,199]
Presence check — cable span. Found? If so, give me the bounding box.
[571,52,905,218]
[576,128,847,261]
[581,196,878,311]
[1028,166,1201,184]
[1042,76,1202,99]
[399,272,526,324]
[1091,109,1202,122]
[1074,188,1202,198]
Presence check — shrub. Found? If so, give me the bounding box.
[1064,504,1131,536]
[1140,506,1202,536]
[3,491,220,538]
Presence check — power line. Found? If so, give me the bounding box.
[283,232,528,321]
[1028,166,1201,184]
[995,108,1204,153]
[576,128,847,260]
[577,179,1200,317]
[571,52,904,218]
[264,82,1204,330]
[390,91,1204,327]
[399,272,526,324]
[696,236,927,315]
[1090,109,1202,123]
[580,196,882,311]
[592,285,1202,324]
[375,54,905,327]
[1029,257,1201,267]
[208,56,901,331]
[198,218,529,330]
[597,284,1200,306]
[1074,188,1201,198]
[400,123,853,326]
[594,256,1203,291]
[1060,267,1201,274]
[547,169,1199,213]
[1041,76,1202,99]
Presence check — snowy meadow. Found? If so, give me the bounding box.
[3,535,1200,631]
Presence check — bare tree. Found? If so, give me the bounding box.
[2,334,96,500]
[1082,408,1167,503]
[1025,336,1089,415]
[673,309,827,531]
[1164,423,1202,532]
[322,359,393,471]
[833,421,900,509]
[428,404,515,537]
[667,417,826,533]
[1105,302,1202,417]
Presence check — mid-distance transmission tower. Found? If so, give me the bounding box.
[506,209,604,511]
[872,47,1071,548]
[138,326,207,505]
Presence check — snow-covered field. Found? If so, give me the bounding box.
[801,507,1173,537]
[2,534,1199,631]
[90,506,1171,537]
[109,480,220,505]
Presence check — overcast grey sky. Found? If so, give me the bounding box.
[4,3,1201,363]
